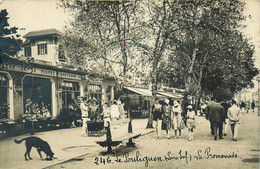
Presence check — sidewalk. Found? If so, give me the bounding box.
[0,118,154,169]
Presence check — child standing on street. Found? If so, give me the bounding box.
[187,105,196,141]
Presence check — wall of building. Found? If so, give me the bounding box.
[31,38,59,65]
[9,71,25,121]
[18,38,59,65]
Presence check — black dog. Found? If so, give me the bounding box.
[14,136,55,161]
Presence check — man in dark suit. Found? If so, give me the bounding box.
[208,101,225,140]
[205,100,215,135]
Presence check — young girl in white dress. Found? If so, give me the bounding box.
[186,105,196,141]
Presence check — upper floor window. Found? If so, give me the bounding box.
[58,45,66,62]
[24,46,31,57]
[37,43,47,55]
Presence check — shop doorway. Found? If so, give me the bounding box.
[62,81,80,108]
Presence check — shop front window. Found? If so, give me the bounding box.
[0,74,8,119]
[23,77,52,119]
[62,81,80,108]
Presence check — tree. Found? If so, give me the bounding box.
[59,0,259,125]
[0,9,22,62]
[60,1,145,84]
[163,0,258,107]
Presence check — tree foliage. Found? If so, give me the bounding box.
[60,0,258,102]
[60,0,146,84]
[0,9,21,61]
[161,0,258,100]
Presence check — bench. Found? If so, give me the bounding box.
[96,120,142,153]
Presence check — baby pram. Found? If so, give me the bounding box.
[87,121,104,136]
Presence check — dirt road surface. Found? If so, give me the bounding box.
[47,110,259,169]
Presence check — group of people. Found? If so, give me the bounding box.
[152,98,196,141]
[205,99,244,141]
[152,97,252,142]
[239,100,256,113]
[80,97,125,136]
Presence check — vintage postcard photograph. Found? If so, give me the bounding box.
[0,0,259,168]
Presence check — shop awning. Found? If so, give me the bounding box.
[157,91,183,99]
[124,86,152,97]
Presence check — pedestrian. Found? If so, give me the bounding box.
[227,100,242,141]
[251,100,255,112]
[208,100,225,140]
[200,102,206,116]
[80,97,90,136]
[117,99,125,119]
[172,100,182,138]
[111,100,120,121]
[102,103,111,127]
[221,100,231,137]
[186,105,196,141]
[162,99,172,139]
[240,101,246,114]
[89,99,99,121]
[181,94,190,126]
[152,98,163,139]
[205,100,215,135]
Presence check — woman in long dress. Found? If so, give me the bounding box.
[162,99,172,139]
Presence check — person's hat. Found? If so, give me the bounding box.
[174,100,179,106]
[164,99,170,105]
[187,105,193,109]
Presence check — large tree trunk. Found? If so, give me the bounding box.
[146,82,157,128]
[146,97,154,128]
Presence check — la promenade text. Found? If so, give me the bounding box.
[94,147,238,167]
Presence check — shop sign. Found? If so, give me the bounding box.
[2,63,81,80]
[89,76,103,83]
[58,72,81,80]
[1,63,57,76]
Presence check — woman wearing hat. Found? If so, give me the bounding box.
[187,105,196,141]
[172,100,183,138]
[162,99,172,139]
[152,98,163,139]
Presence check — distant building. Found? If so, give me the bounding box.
[234,89,257,104]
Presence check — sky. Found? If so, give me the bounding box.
[0,0,260,89]
[0,0,69,35]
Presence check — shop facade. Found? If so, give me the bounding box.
[0,58,116,122]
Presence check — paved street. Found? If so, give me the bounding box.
[49,109,259,169]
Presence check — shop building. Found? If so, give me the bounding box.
[0,29,116,122]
